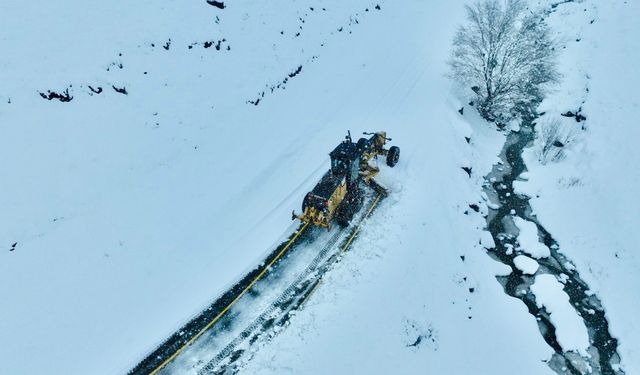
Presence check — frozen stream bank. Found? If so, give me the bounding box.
[483,117,624,375]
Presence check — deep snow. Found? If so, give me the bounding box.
[0,0,637,374]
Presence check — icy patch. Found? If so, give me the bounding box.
[531,274,590,356]
[513,217,550,258]
[513,255,539,275]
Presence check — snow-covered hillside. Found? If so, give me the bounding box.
[0,0,637,374]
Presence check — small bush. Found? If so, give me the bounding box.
[536,117,576,164]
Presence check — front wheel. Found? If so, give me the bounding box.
[386,146,400,167]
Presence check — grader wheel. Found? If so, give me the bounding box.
[386,146,400,167]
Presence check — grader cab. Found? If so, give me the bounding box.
[293,131,400,229]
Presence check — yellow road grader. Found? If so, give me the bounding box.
[293,131,400,229]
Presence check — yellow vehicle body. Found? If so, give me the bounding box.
[296,176,347,228]
[293,130,397,229]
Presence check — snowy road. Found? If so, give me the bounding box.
[129,191,383,374]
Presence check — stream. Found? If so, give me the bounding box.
[482,118,624,375]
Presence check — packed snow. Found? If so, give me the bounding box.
[514,255,539,275]
[514,217,551,259]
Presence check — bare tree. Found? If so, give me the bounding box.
[449,0,558,123]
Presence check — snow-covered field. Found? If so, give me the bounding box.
[0,0,637,374]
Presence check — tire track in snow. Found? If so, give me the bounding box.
[197,192,383,374]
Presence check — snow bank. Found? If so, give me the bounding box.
[513,217,550,258]
[513,255,539,275]
[480,230,495,249]
[531,274,590,356]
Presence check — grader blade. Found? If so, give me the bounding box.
[368,178,389,197]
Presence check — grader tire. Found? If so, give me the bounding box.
[335,206,350,227]
[386,146,400,167]
[336,214,349,228]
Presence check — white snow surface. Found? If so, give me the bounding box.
[513,217,550,259]
[2,0,636,374]
[531,274,590,356]
[514,255,539,275]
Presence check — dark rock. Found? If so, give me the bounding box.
[38,88,73,102]
[288,65,303,78]
[88,85,103,94]
[562,109,587,122]
[112,85,128,95]
[206,0,225,9]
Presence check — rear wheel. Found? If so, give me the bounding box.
[386,146,400,167]
[335,204,352,227]
[335,188,361,227]
[336,212,350,227]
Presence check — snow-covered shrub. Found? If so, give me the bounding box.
[449,0,559,123]
[536,116,576,164]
